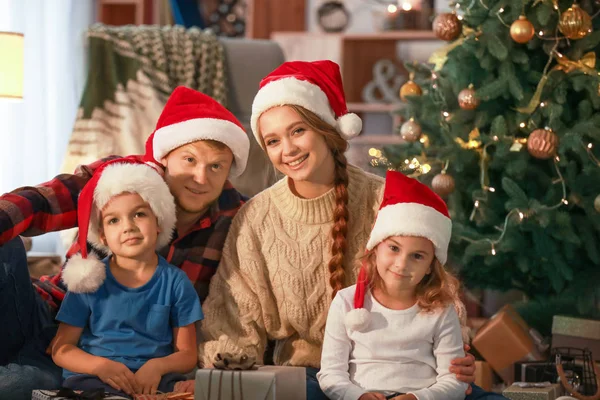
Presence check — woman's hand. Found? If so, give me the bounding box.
[134,359,163,395]
[450,344,476,394]
[358,392,387,400]
[93,359,139,395]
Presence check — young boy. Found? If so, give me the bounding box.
[51,157,203,397]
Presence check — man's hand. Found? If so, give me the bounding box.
[134,359,163,395]
[358,392,386,400]
[92,359,139,395]
[450,344,476,395]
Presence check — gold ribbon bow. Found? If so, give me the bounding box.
[428,27,477,71]
[455,127,482,150]
[554,51,596,74]
[516,52,598,114]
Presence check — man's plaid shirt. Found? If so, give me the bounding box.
[0,156,245,313]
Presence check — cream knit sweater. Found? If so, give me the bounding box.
[198,165,385,368]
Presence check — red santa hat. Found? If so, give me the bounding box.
[250,60,362,145]
[61,157,177,293]
[144,86,250,178]
[345,170,453,331]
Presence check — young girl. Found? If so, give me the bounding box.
[52,157,203,397]
[318,170,468,400]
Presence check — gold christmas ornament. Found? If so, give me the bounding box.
[510,15,535,44]
[527,128,559,159]
[594,194,600,212]
[400,80,422,101]
[458,84,480,110]
[433,13,462,41]
[400,118,422,142]
[432,172,456,197]
[559,4,592,40]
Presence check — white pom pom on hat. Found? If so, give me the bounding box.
[251,60,363,147]
[345,261,372,331]
[336,113,362,140]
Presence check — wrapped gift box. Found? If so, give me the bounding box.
[472,305,545,383]
[32,389,129,400]
[552,315,600,361]
[502,383,562,400]
[194,366,306,400]
[513,360,584,384]
[474,361,494,391]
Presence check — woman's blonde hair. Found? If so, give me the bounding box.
[257,105,350,299]
[362,247,462,313]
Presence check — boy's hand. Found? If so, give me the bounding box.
[135,359,163,395]
[93,359,139,395]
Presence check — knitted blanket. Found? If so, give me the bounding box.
[62,24,227,174]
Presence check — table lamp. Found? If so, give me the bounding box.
[0,31,24,99]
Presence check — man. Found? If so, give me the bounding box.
[0,86,250,399]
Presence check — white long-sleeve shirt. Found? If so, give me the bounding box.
[317,285,468,400]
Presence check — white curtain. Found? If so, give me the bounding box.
[0,0,94,253]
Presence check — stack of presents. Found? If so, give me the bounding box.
[470,305,600,400]
[32,305,599,400]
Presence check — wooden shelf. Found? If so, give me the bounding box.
[352,134,403,145]
[98,0,148,25]
[347,102,404,113]
[343,31,437,40]
[271,30,441,103]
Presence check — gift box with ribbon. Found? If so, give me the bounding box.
[502,382,563,400]
[194,366,306,400]
[552,316,600,361]
[472,305,546,383]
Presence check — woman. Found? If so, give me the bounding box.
[198,60,477,400]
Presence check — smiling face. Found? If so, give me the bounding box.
[161,140,234,219]
[258,106,336,186]
[373,235,436,295]
[99,192,160,259]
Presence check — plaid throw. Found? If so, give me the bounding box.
[62,23,227,174]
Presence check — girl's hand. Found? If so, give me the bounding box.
[93,359,139,395]
[174,379,196,393]
[359,392,386,400]
[134,359,163,395]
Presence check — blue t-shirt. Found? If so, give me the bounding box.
[56,255,203,378]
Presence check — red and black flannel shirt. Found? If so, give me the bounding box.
[0,156,245,313]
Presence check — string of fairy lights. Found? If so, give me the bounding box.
[369,0,600,256]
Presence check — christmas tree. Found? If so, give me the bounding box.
[377,0,600,333]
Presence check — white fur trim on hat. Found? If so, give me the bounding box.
[62,253,106,293]
[344,308,371,331]
[152,118,249,178]
[251,77,338,142]
[336,113,362,140]
[366,203,452,265]
[87,163,177,254]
